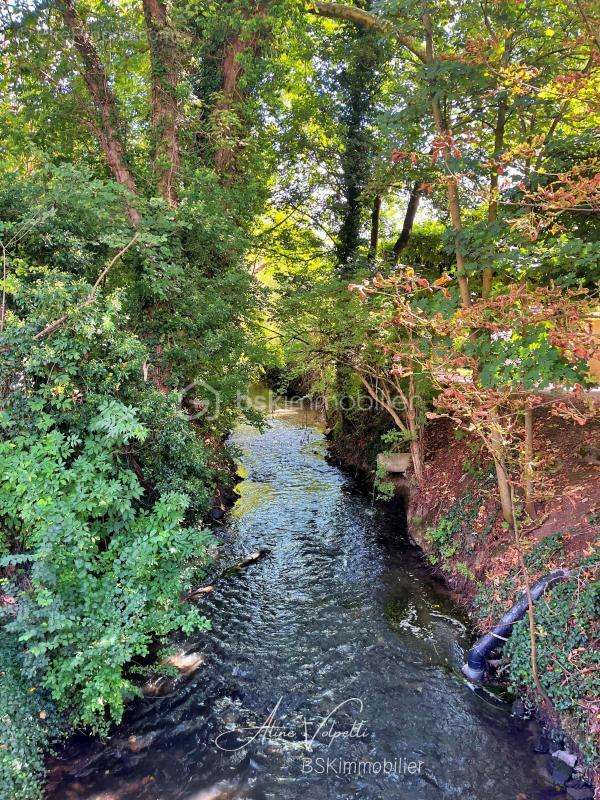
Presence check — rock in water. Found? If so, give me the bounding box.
[187,781,239,800]
[547,755,574,785]
[551,750,577,768]
[142,676,174,697]
[164,651,206,675]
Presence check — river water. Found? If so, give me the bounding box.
[48,402,564,800]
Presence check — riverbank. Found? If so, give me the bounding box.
[331,408,599,794]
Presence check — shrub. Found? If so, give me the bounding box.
[0,163,264,800]
[0,268,215,744]
[0,633,58,800]
[136,391,216,519]
[0,394,214,733]
[425,491,480,562]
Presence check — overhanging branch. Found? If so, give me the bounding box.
[307,2,426,62]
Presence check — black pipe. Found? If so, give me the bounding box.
[462,568,570,682]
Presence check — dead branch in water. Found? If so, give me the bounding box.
[184,549,271,601]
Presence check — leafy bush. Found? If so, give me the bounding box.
[388,220,450,276]
[0,633,58,800]
[0,415,212,731]
[0,162,263,800]
[0,262,215,756]
[426,515,459,559]
[136,391,215,519]
[374,463,396,501]
[425,491,479,562]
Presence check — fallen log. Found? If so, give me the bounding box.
[184,548,271,602]
[186,585,215,600]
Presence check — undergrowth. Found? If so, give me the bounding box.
[0,633,60,800]
[476,534,599,768]
[424,490,480,564]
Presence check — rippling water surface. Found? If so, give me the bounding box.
[48,403,563,800]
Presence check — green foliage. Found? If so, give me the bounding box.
[380,428,415,449]
[135,391,215,519]
[0,425,212,735]
[426,515,460,562]
[454,561,477,581]
[508,238,600,289]
[374,463,395,501]
[0,209,218,783]
[390,220,450,276]
[465,321,588,391]
[425,492,480,563]
[0,0,598,790]
[524,532,565,572]
[0,416,212,731]
[505,556,599,765]
[0,632,58,800]
[0,166,266,437]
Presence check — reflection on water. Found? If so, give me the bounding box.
[229,474,277,519]
[48,400,564,800]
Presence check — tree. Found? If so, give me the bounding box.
[427,284,597,524]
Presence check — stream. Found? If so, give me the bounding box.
[48,400,564,800]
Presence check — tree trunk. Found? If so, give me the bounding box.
[434,113,470,308]
[410,438,424,483]
[368,194,381,265]
[482,68,509,296]
[422,11,470,308]
[487,406,514,525]
[59,0,140,228]
[214,33,247,175]
[213,4,267,177]
[392,181,424,262]
[494,455,514,526]
[523,408,535,519]
[142,0,181,207]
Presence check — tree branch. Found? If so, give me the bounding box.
[33,234,140,341]
[307,2,426,62]
[392,181,425,262]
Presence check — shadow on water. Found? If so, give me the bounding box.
[47,400,564,800]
